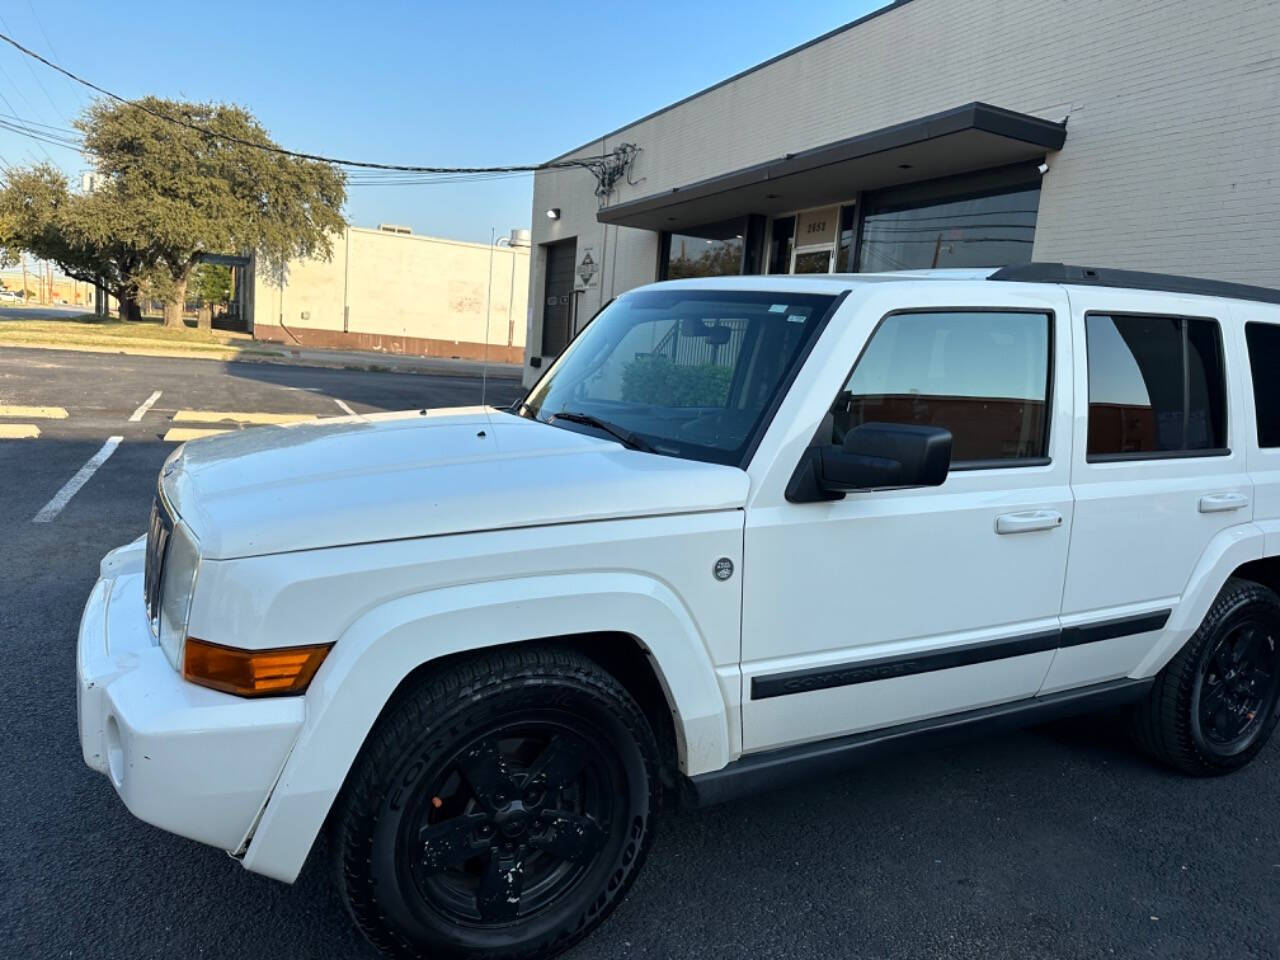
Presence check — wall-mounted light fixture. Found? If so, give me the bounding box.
[1037,163,1050,175]
[546,208,561,220]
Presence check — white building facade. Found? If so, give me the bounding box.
[523,0,1280,384]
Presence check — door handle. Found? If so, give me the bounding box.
[995,510,1064,534]
[1198,492,1249,514]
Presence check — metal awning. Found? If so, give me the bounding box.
[596,102,1067,231]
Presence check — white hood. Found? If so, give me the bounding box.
[162,408,749,559]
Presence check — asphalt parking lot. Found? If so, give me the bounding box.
[1,346,1278,959]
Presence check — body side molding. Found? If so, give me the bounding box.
[750,612,1170,701]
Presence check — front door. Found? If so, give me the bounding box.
[790,206,838,275]
[740,288,1075,752]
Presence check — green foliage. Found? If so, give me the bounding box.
[620,354,733,407]
[0,165,122,288]
[0,96,346,324]
[76,97,345,281]
[192,263,232,304]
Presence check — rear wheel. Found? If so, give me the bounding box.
[1131,578,1280,775]
[333,646,659,960]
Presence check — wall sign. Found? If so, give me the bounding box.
[574,246,600,291]
[795,206,839,247]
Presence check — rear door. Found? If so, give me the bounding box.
[1235,303,1280,549]
[1046,288,1253,693]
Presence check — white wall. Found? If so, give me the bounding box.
[256,227,529,355]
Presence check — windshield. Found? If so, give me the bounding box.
[521,288,837,465]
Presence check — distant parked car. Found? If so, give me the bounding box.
[0,290,22,302]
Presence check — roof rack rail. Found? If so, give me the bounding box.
[989,263,1280,306]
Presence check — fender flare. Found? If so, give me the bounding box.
[1132,523,1266,677]
[240,572,732,882]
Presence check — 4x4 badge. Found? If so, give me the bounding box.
[713,558,734,581]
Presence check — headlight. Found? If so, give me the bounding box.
[158,521,200,669]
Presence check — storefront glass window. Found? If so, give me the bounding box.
[766,217,795,274]
[837,205,856,271]
[857,183,1041,272]
[663,219,745,279]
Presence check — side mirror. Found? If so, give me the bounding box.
[786,422,952,502]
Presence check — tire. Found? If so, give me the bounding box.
[332,645,659,960]
[1131,578,1280,775]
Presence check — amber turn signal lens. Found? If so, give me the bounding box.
[182,638,332,697]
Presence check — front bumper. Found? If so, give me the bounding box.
[77,539,305,853]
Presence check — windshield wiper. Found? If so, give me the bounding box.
[548,411,655,453]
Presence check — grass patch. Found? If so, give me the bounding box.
[0,314,264,356]
[0,314,251,344]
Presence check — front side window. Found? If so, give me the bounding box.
[829,310,1051,463]
[1086,314,1227,458]
[1245,322,1280,447]
[522,289,836,465]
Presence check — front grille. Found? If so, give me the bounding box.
[143,495,173,632]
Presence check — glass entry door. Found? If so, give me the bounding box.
[792,249,833,273]
[789,205,838,274]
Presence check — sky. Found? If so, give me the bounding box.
[0,0,886,245]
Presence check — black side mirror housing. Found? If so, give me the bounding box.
[786,422,953,503]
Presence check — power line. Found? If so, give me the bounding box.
[0,30,608,175]
[23,0,90,109]
[0,50,54,163]
[0,119,81,152]
[0,12,71,126]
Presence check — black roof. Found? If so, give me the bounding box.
[990,263,1280,306]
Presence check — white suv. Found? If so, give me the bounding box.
[78,264,1280,959]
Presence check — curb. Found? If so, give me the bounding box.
[0,339,525,380]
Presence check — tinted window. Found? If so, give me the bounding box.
[1086,314,1227,457]
[830,311,1051,463]
[523,290,835,466]
[662,219,745,279]
[857,184,1040,273]
[1246,322,1280,447]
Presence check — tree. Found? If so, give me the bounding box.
[76,97,346,328]
[0,96,346,329]
[0,164,150,321]
[192,262,232,330]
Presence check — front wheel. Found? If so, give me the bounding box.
[1131,578,1280,775]
[333,646,659,960]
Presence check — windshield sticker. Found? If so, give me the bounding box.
[768,303,788,313]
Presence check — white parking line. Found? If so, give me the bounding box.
[32,436,123,523]
[334,398,357,416]
[128,390,162,422]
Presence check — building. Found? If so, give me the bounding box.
[252,226,531,364]
[524,0,1280,384]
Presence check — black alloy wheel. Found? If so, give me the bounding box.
[1132,578,1280,775]
[406,723,618,926]
[334,645,659,960]
[1194,618,1279,754]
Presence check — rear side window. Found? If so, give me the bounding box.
[1246,322,1280,447]
[831,310,1051,463]
[1086,314,1227,458]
